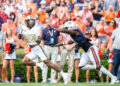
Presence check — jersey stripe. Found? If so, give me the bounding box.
[91,47,100,67]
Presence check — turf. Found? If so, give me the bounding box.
[0,83,120,86]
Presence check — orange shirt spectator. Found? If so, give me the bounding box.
[104,6,116,24]
[39,12,47,24]
[74,15,86,34]
[96,17,106,36]
[37,8,48,24]
[104,11,115,22]
[2,17,16,36]
[104,25,114,36]
[26,2,37,11]
[24,8,38,18]
[104,20,116,36]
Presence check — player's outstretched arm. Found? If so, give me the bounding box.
[55,29,79,36]
[56,40,76,46]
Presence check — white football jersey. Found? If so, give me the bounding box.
[20,25,41,45]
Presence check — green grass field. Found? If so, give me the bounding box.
[0,83,120,86]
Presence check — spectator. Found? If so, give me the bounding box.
[41,18,60,83]
[104,0,118,12]
[86,27,103,83]
[26,0,37,12]
[4,0,14,15]
[99,0,104,10]
[3,28,16,83]
[105,20,117,37]
[9,12,17,25]
[56,0,70,24]
[16,0,27,14]
[2,16,17,36]
[74,14,86,34]
[50,1,57,13]
[24,8,38,19]
[96,17,106,36]
[65,0,74,13]
[17,12,26,29]
[80,3,93,31]
[109,22,120,78]
[45,1,57,15]
[90,0,104,27]
[40,0,47,9]
[38,7,48,24]
[0,23,6,82]
[35,14,43,29]
[50,12,59,28]
[104,5,116,25]
[0,7,8,23]
[71,4,81,21]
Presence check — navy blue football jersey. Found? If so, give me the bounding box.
[70,29,92,52]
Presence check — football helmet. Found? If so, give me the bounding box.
[25,15,35,28]
[64,21,76,30]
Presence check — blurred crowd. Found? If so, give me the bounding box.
[0,0,120,84]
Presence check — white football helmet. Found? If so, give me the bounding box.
[64,21,76,30]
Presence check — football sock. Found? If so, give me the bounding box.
[100,66,115,79]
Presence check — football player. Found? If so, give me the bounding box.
[55,21,118,84]
[18,16,68,84]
